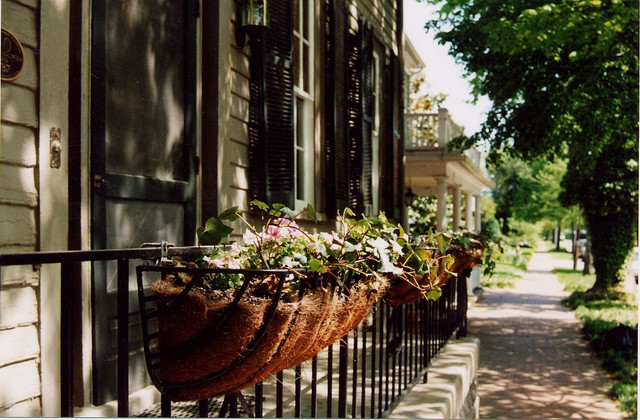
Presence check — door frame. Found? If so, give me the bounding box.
[39,0,72,415]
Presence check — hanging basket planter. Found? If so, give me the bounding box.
[384,232,487,306]
[447,246,483,274]
[135,201,483,401]
[137,263,388,401]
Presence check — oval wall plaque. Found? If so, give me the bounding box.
[2,28,25,81]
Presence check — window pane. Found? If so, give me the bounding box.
[296,149,305,199]
[293,35,300,88]
[293,0,300,33]
[303,43,310,93]
[302,0,309,39]
[295,98,305,200]
[105,0,186,181]
[105,200,184,292]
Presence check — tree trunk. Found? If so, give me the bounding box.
[582,236,593,275]
[585,210,635,292]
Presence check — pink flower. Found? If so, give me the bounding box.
[266,224,286,240]
[225,256,241,269]
[275,219,303,237]
[203,256,226,268]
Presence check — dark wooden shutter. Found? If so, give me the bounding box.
[346,18,363,213]
[381,52,403,220]
[248,0,295,208]
[360,22,374,215]
[392,53,404,220]
[324,0,350,215]
[324,5,374,216]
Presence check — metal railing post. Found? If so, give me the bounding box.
[117,259,129,416]
[60,261,74,417]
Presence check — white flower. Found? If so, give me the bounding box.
[293,252,308,265]
[243,229,259,245]
[369,237,389,251]
[390,240,404,256]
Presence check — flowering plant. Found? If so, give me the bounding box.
[146,202,489,401]
[190,200,459,301]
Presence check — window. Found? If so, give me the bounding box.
[371,51,381,214]
[293,0,314,208]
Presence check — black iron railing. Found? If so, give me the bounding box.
[0,245,468,418]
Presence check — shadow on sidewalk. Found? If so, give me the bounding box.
[468,250,624,419]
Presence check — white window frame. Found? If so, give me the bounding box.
[293,0,315,209]
[371,51,381,215]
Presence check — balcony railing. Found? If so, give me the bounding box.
[405,109,486,171]
[0,245,468,417]
[405,108,465,149]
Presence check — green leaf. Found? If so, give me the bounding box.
[281,206,296,220]
[250,199,269,212]
[201,217,233,245]
[197,226,218,245]
[305,203,317,221]
[427,289,442,301]
[416,249,432,261]
[217,206,239,221]
[309,257,328,273]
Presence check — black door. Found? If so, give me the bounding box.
[90,0,198,403]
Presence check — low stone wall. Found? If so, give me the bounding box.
[389,337,480,419]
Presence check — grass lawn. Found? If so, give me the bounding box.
[554,268,638,418]
[481,245,534,288]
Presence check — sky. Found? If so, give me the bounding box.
[403,0,492,136]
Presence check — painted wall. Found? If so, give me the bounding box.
[0,0,43,416]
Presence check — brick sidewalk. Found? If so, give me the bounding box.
[468,247,625,419]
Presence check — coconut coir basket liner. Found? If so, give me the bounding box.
[152,270,387,401]
[229,275,389,394]
[385,247,483,306]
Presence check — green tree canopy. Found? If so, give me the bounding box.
[425,0,639,290]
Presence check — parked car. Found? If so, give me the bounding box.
[577,239,588,261]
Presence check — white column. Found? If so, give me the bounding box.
[452,185,461,231]
[474,194,482,233]
[465,191,474,231]
[436,178,448,230]
[438,108,449,148]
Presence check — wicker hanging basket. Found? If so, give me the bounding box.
[137,264,388,401]
[384,245,484,306]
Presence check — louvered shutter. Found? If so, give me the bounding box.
[324,5,374,216]
[390,53,404,220]
[248,0,295,208]
[360,22,374,215]
[346,18,363,213]
[381,52,403,220]
[324,0,350,215]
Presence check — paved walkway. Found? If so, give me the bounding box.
[468,247,625,419]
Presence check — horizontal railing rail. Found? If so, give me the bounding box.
[0,245,467,418]
[404,109,465,149]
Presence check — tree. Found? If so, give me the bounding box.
[488,156,576,248]
[425,0,639,291]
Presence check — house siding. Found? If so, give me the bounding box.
[351,0,398,55]
[217,0,400,217]
[216,0,252,216]
[0,0,42,416]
